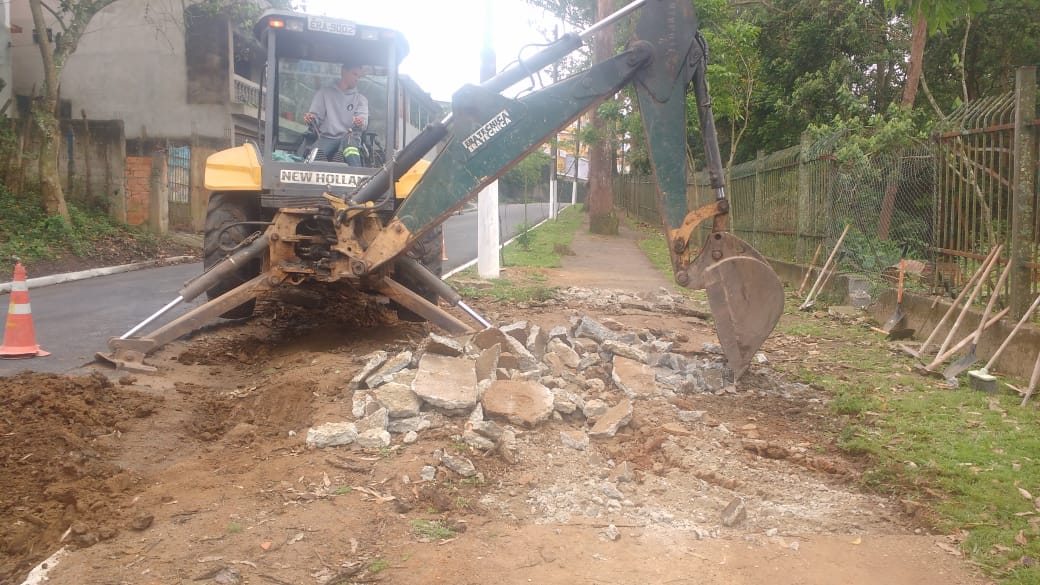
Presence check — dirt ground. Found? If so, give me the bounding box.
[0,228,992,585]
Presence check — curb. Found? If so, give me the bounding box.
[0,256,199,294]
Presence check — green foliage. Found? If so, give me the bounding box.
[0,181,159,273]
[500,151,551,201]
[501,203,583,268]
[368,559,390,574]
[514,222,534,251]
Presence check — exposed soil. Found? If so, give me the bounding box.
[0,225,990,585]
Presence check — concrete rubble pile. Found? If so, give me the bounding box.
[306,289,740,457]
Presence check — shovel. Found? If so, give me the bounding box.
[797,242,823,297]
[942,257,1013,384]
[967,293,1040,393]
[881,243,911,333]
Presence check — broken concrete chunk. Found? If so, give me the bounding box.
[560,429,589,450]
[475,343,502,383]
[577,354,602,371]
[497,352,520,370]
[589,400,634,439]
[352,391,380,418]
[306,422,358,448]
[350,350,388,387]
[470,419,504,441]
[462,430,496,450]
[610,461,635,483]
[387,415,432,434]
[547,338,581,368]
[356,407,389,434]
[603,340,649,364]
[552,389,585,414]
[365,350,413,388]
[721,497,747,527]
[412,354,478,410]
[582,398,609,420]
[473,327,511,350]
[373,383,422,419]
[543,352,567,376]
[355,428,392,449]
[439,451,477,477]
[572,316,617,344]
[501,321,531,343]
[526,325,548,359]
[655,352,690,371]
[426,333,464,357]
[482,380,555,427]
[612,356,658,398]
[547,325,570,342]
[571,337,600,354]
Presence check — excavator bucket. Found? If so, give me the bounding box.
[632,0,784,378]
[693,233,785,378]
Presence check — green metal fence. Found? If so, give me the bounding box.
[613,67,1040,318]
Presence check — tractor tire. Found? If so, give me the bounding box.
[203,192,263,319]
[393,225,444,322]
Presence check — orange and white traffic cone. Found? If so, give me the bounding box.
[441,231,448,262]
[0,262,49,359]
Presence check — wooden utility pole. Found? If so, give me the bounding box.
[1010,66,1037,319]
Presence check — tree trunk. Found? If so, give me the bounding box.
[878,6,927,240]
[587,0,617,235]
[28,0,70,221]
[901,5,928,108]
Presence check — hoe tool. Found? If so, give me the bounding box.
[968,293,1040,393]
[903,245,1000,360]
[800,225,850,311]
[942,258,1013,384]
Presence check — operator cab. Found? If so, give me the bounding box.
[252,10,409,207]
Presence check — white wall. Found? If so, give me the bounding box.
[9,0,229,141]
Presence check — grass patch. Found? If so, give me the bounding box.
[368,558,389,574]
[499,204,583,268]
[0,182,162,273]
[411,519,457,541]
[772,303,1040,583]
[450,206,586,303]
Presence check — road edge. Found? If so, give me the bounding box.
[0,256,199,294]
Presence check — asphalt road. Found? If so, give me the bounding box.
[0,202,564,375]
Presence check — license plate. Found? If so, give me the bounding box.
[307,16,356,36]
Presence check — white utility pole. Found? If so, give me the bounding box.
[547,24,559,220]
[477,0,500,278]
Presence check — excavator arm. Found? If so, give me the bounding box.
[99,0,783,379]
[354,0,784,377]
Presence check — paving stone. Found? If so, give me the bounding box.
[473,327,511,350]
[481,380,555,427]
[526,325,549,359]
[412,354,478,410]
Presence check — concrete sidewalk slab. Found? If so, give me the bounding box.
[545,217,674,294]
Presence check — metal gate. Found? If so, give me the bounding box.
[167,144,192,230]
